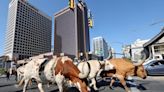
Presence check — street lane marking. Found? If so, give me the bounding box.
[131,87,140,92]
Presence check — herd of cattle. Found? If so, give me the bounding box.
[14,54,147,92]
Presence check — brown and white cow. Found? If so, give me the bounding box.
[100,58,147,92]
[17,56,89,92]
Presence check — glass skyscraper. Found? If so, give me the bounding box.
[4,0,52,60]
[93,37,109,59]
[54,3,90,59]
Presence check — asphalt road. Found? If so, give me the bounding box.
[135,76,164,92]
[0,76,164,92]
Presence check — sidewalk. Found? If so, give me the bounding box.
[147,76,164,80]
[0,74,6,78]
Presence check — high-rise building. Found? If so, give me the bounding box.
[93,37,109,59]
[54,2,90,59]
[4,0,52,60]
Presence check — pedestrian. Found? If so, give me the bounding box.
[6,70,10,81]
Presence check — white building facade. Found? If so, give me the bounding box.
[4,0,52,60]
[93,37,109,59]
[130,39,149,61]
[144,29,164,61]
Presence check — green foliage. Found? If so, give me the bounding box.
[0,68,5,75]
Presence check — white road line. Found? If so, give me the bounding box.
[126,81,141,92]
[131,87,140,92]
[127,76,141,92]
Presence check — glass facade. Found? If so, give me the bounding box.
[54,4,90,59]
[93,37,109,59]
[4,0,52,60]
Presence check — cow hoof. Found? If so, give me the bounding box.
[93,86,98,91]
[94,89,99,92]
[109,86,114,90]
[94,89,98,92]
[92,87,99,92]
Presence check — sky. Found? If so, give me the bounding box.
[0,0,164,56]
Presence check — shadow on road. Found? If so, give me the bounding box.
[0,83,16,88]
[127,80,147,91]
[97,78,147,91]
[97,78,124,89]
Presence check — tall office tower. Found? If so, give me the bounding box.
[93,37,109,59]
[4,0,52,60]
[54,2,90,59]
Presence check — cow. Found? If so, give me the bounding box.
[77,59,114,91]
[16,65,35,86]
[16,65,25,82]
[100,58,147,92]
[16,57,47,92]
[17,56,89,92]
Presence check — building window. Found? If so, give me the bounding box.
[154,45,164,54]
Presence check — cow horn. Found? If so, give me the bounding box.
[106,51,112,60]
[133,60,144,66]
[99,61,105,65]
[133,51,147,66]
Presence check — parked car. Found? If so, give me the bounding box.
[144,59,164,75]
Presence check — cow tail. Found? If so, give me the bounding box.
[78,62,89,79]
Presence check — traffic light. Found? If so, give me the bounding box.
[88,10,93,28]
[69,0,75,9]
[88,18,93,28]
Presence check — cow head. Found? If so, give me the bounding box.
[55,56,88,92]
[134,60,147,79]
[103,59,115,71]
[133,51,147,79]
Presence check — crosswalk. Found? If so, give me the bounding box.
[127,76,141,92]
[131,87,140,92]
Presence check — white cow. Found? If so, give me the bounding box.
[17,65,25,81]
[16,57,48,92]
[77,59,114,90]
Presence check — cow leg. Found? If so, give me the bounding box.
[23,79,29,92]
[90,78,98,91]
[117,75,131,92]
[15,77,25,87]
[17,73,20,82]
[97,69,103,77]
[47,81,50,88]
[37,82,44,92]
[28,79,32,86]
[32,77,44,92]
[55,73,64,92]
[109,77,115,90]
